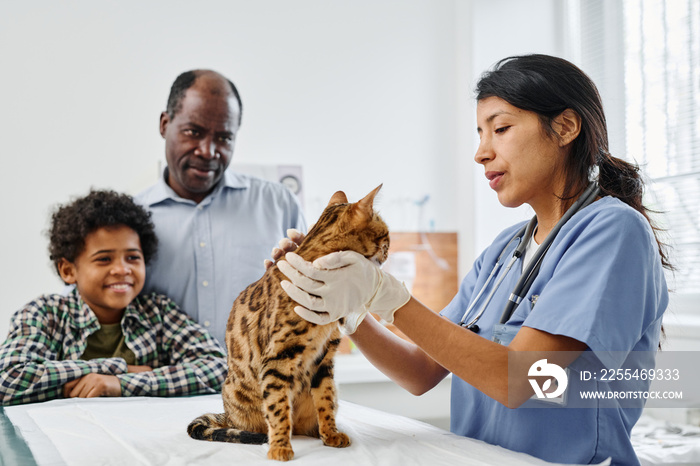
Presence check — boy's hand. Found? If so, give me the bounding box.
[127,364,153,373]
[63,374,122,398]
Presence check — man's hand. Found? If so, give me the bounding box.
[265,229,305,269]
[63,374,122,398]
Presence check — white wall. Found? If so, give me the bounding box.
[0,0,464,338]
[0,0,571,342]
[0,0,585,428]
[468,0,568,255]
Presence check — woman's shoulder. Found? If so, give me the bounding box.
[587,195,640,215]
[576,196,653,235]
[558,196,659,259]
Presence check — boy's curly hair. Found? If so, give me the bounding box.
[48,190,158,277]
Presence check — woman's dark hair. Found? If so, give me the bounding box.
[475,54,671,270]
[48,190,158,278]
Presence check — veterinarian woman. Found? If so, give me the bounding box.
[277,54,669,465]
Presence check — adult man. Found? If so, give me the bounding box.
[136,70,306,346]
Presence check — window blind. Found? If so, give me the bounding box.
[623,0,700,294]
[568,0,700,297]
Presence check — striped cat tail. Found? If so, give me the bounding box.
[187,413,268,444]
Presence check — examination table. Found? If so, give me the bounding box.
[0,394,613,466]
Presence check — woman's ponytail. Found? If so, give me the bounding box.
[597,151,643,208]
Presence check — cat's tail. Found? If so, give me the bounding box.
[187,413,268,445]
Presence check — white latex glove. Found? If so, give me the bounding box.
[339,309,370,335]
[277,251,411,331]
[266,230,370,334]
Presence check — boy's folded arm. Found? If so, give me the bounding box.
[0,308,130,405]
[117,297,227,397]
[0,350,128,405]
[116,336,226,397]
[116,355,227,397]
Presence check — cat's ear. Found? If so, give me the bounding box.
[328,191,349,206]
[353,184,382,221]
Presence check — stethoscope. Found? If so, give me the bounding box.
[459,181,601,332]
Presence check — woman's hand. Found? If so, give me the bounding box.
[277,251,411,329]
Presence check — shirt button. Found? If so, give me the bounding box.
[202,281,209,287]
[200,242,206,248]
[204,321,211,327]
[197,205,203,211]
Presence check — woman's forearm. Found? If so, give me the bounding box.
[350,307,449,395]
[391,297,586,407]
[391,298,511,404]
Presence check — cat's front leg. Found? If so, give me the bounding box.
[262,368,295,461]
[311,357,351,448]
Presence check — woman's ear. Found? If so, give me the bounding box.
[553,109,582,147]
[57,258,77,285]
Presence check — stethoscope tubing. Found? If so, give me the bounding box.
[499,181,600,324]
[460,181,600,331]
[460,219,534,329]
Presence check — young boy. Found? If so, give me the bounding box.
[0,190,227,405]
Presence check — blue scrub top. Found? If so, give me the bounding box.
[440,197,668,465]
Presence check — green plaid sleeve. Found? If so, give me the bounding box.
[0,298,128,406]
[118,295,226,397]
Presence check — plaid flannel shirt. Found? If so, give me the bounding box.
[0,289,227,405]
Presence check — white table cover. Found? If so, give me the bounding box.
[4,395,609,466]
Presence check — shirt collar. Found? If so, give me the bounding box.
[141,167,250,207]
[69,288,100,331]
[121,297,151,330]
[70,287,146,331]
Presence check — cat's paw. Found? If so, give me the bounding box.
[322,431,351,448]
[268,446,295,461]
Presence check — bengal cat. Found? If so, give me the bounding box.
[187,185,389,461]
